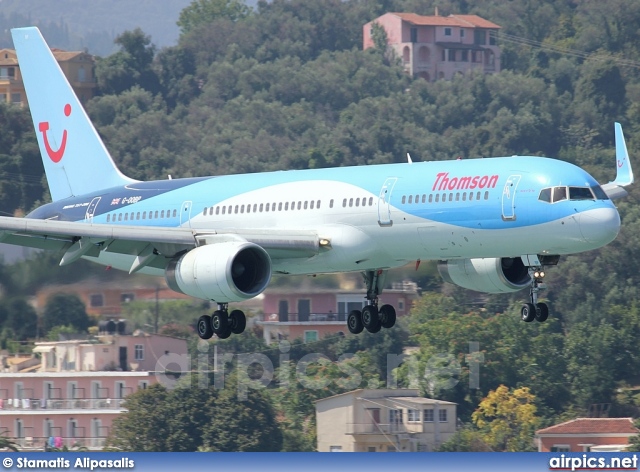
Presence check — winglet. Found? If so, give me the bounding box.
[602,122,634,199]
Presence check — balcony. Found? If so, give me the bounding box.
[15,436,107,451]
[346,423,408,435]
[263,312,347,323]
[0,398,126,411]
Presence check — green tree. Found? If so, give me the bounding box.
[95,28,160,95]
[107,376,283,452]
[42,293,91,335]
[177,0,250,36]
[3,297,38,340]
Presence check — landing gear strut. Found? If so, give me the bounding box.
[197,304,247,340]
[347,270,397,335]
[521,267,549,323]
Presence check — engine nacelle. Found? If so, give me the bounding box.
[166,242,272,302]
[437,257,531,294]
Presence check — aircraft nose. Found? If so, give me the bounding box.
[579,206,621,245]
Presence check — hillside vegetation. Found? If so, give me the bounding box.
[2,0,640,450]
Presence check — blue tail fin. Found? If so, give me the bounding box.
[11,27,137,201]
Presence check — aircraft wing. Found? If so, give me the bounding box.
[0,216,321,272]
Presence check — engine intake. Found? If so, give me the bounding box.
[438,257,531,293]
[166,242,272,302]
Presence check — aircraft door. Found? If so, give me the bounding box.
[180,200,193,227]
[378,177,398,227]
[501,175,521,221]
[85,197,101,223]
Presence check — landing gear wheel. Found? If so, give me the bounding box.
[521,303,536,323]
[380,304,396,329]
[217,325,232,339]
[367,319,382,333]
[197,315,213,339]
[362,305,380,332]
[347,310,364,334]
[535,303,549,322]
[229,310,246,334]
[211,310,229,335]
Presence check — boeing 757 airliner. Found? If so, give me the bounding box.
[4,27,634,339]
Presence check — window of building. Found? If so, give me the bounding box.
[448,49,455,61]
[461,50,468,62]
[304,331,318,343]
[134,344,144,360]
[407,409,420,422]
[461,29,466,38]
[329,446,343,452]
[439,409,447,422]
[11,93,21,104]
[444,27,452,36]
[90,294,104,307]
[410,27,418,43]
[550,445,570,452]
[389,409,403,427]
[424,409,434,422]
[474,30,486,45]
[120,293,135,303]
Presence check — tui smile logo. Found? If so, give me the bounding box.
[38,103,71,163]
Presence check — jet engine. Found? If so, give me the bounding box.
[437,257,531,293]
[166,242,272,302]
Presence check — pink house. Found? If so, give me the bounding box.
[0,332,187,450]
[536,418,640,452]
[363,12,501,81]
[257,282,419,345]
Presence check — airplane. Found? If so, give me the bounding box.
[4,26,634,340]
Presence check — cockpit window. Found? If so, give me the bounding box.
[569,187,595,201]
[538,188,551,203]
[591,185,609,200]
[552,186,567,203]
[540,185,609,203]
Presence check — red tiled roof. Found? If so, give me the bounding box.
[450,14,501,29]
[537,418,639,435]
[391,13,500,29]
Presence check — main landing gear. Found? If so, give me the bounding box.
[197,304,247,340]
[347,269,397,335]
[521,267,549,323]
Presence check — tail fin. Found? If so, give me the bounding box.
[11,27,137,201]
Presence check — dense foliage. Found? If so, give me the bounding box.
[2,0,640,451]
